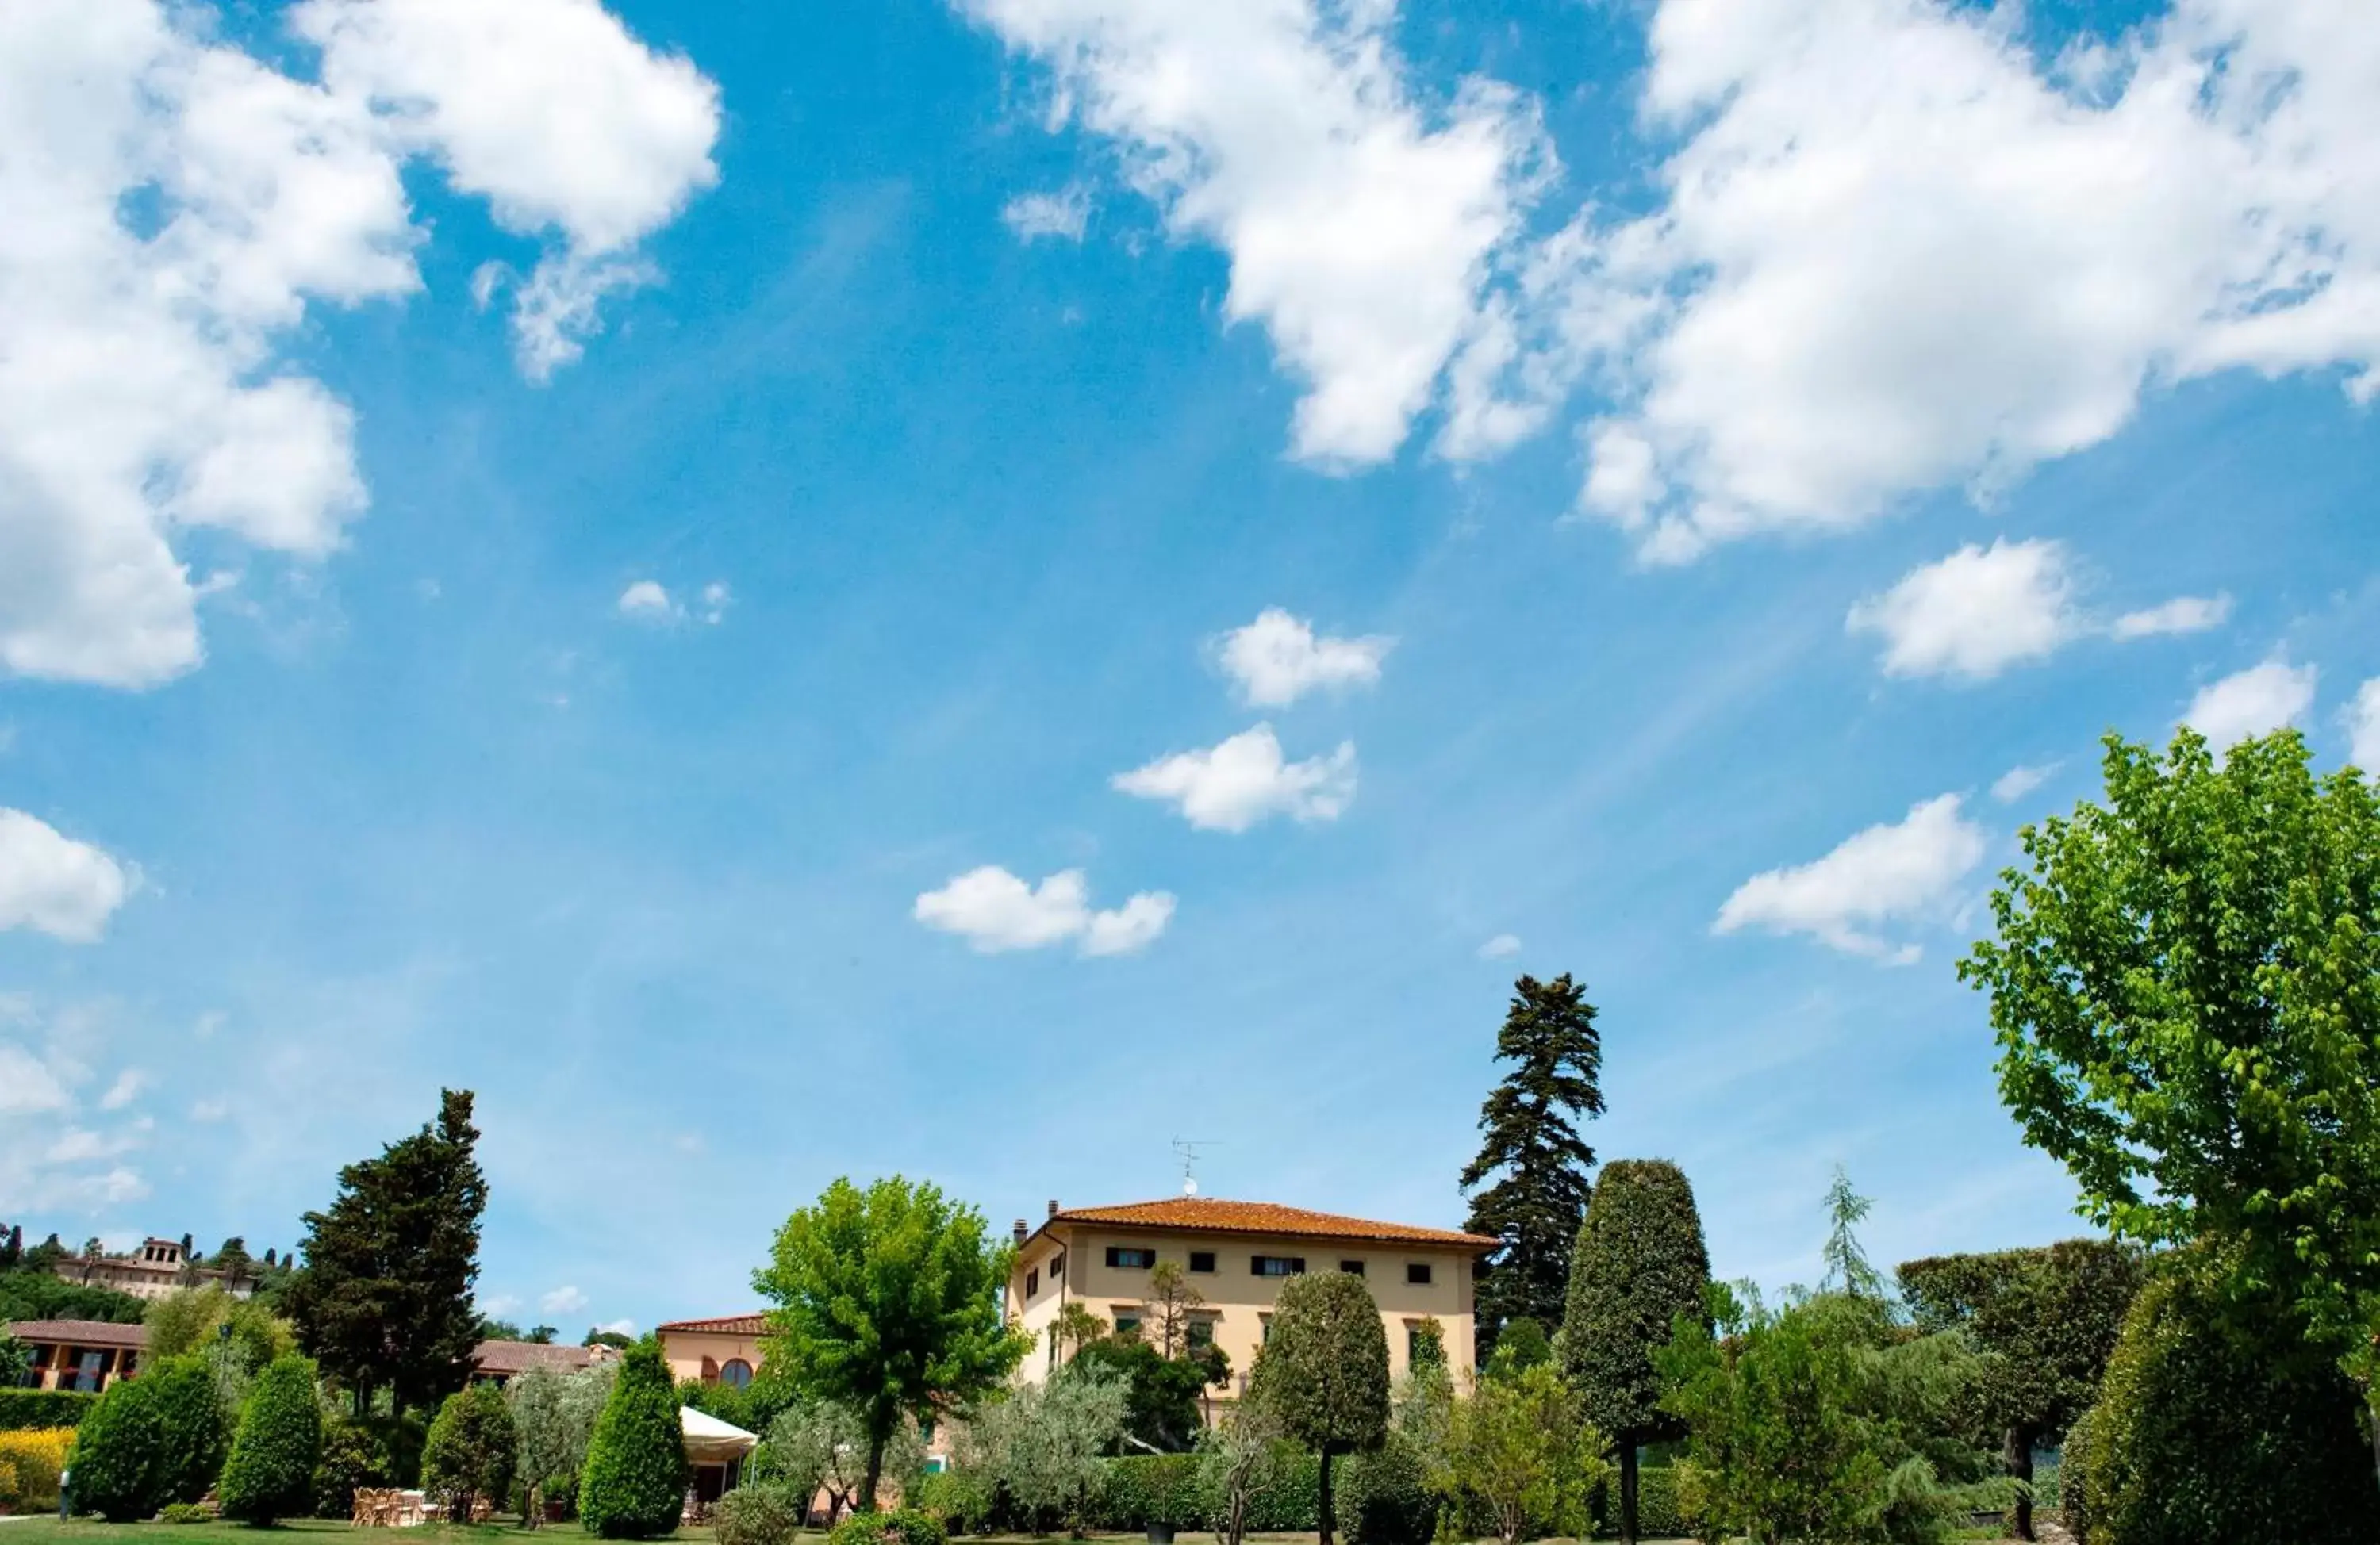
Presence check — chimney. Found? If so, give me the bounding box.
[1012,1218,1028,1248]
[1047,1199,1060,1218]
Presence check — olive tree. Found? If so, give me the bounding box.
[959,1365,1127,1533]
[1250,1271,1389,1545]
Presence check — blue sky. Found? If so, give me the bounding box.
[3,0,2376,1337]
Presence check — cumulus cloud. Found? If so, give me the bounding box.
[616,580,674,619]
[540,1285,589,1316]
[1990,764,2056,804]
[2110,593,2232,640]
[1002,186,1092,243]
[98,1069,148,1111]
[1714,794,1988,963]
[2350,679,2380,774]
[0,809,132,942]
[954,0,1546,465]
[1218,609,1392,707]
[0,0,717,689]
[0,1045,71,1115]
[2185,661,2317,751]
[1114,725,1355,833]
[1848,539,2079,681]
[596,1318,636,1336]
[915,866,1175,957]
[1477,934,1522,960]
[0,1023,152,1210]
[697,581,731,625]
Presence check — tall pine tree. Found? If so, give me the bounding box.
[1461,974,1604,1351]
[286,1088,489,1416]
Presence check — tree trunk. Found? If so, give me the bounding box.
[860,1432,885,1516]
[1618,1435,1641,1545]
[2004,1424,2033,1542]
[2366,1389,2380,1505]
[1316,1449,1334,1545]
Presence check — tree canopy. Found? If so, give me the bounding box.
[1962,729,2380,1376]
[1251,1270,1391,1545]
[1461,973,1606,1344]
[754,1175,1027,1511]
[284,1088,489,1415]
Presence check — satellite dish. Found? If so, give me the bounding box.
[1183,1178,1200,1197]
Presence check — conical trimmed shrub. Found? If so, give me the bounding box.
[579,1340,687,1539]
[147,1355,232,1507]
[218,1355,324,1526]
[68,1374,169,1521]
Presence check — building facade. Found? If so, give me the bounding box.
[657,1313,767,1390]
[1004,1198,1495,1407]
[47,1238,253,1302]
[8,1320,145,1391]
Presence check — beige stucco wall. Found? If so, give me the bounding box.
[660,1328,764,1386]
[1007,1226,1478,1405]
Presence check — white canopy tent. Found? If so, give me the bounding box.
[680,1405,759,1466]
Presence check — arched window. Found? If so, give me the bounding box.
[720,1358,754,1390]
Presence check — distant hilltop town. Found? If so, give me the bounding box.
[0,1225,288,1302]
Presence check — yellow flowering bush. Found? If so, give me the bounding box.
[0,1427,75,1513]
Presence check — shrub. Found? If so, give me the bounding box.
[312,1413,377,1520]
[70,1371,171,1520]
[831,1507,947,1545]
[1095,1454,1203,1529]
[0,1390,96,1432]
[2059,1405,2100,1541]
[2071,1273,2380,1544]
[578,1340,688,1539]
[217,1355,323,1526]
[420,1381,517,1524]
[0,1428,75,1514]
[714,1482,806,1545]
[1333,1433,1437,1545]
[146,1355,232,1507]
[160,1501,214,1524]
[830,1509,887,1545]
[1588,1466,1684,1540]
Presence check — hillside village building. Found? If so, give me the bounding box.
[46,1237,254,1302]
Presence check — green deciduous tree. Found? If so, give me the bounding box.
[1250,1271,1390,1545]
[1897,1240,2146,1540]
[218,1354,324,1526]
[1961,729,2380,1382]
[1047,1302,1106,1369]
[1559,1158,1712,1545]
[284,1089,489,1417]
[754,1175,1028,1511]
[423,1380,520,1524]
[579,1340,689,1539]
[1068,1336,1206,1453]
[1461,974,1606,1347]
[1445,1361,1610,1545]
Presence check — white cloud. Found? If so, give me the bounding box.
[190,1098,230,1123]
[1714,794,1989,962]
[1495,1,2380,558]
[1990,764,2056,804]
[698,581,731,625]
[1848,539,2079,681]
[616,579,675,620]
[1002,186,1092,243]
[1218,608,1392,707]
[955,0,1546,465]
[540,1285,589,1316]
[0,808,132,942]
[2184,661,2317,751]
[595,1318,636,1336]
[2110,593,2232,640]
[0,1021,150,1210]
[914,865,1176,957]
[2350,679,2380,773]
[0,1045,71,1114]
[98,1068,148,1111]
[1114,725,1356,832]
[481,1293,523,1317]
[1477,934,1522,960]
[0,0,716,689]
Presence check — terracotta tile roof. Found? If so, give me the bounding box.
[1040,1199,1497,1251]
[656,1313,768,1336]
[472,1340,603,1377]
[8,1319,149,1348]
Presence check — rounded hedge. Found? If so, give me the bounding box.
[578,1340,688,1539]
[2073,1274,2380,1544]
[421,1380,518,1523]
[1333,1432,1437,1545]
[715,1482,806,1545]
[70,1371,171,1520]
[218,1355,323,1526]
[150,1355,232,1509]
[830,1507,947,1545]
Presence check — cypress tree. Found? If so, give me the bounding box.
[1558,1160,1711,1545]
[579,1340,688,1539]
[285,1089,488,1416]
[1460,974,1605,1348]
[1250,1272,1390,1545]
[219,1355,324,1525]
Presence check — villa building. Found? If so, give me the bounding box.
[658,1312,768,1390]
[1004,1197,1496,1407]
[7,1320,145,1391]
[46,1237,253,1302]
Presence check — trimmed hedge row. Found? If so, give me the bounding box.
[0,1390,94,1432]
[1587,1466,1684,1540]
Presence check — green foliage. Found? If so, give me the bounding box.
[0,1332,27,1389]
[1089,1453,1203,1528]
[1445,1361,1609,1545]
[1196,1405,1284,1545]
[1333,1432,1438,1545]
[146,1286,297,1371]
[1821,1168,1887,1300]
[1558,1158,1710,1545]
[421,1379,518,1523]
[159,1501,213,1523]
[311,1413,378,1520]
[145,1354,233,1509]
[217,1354,324,1526]
[956,1366,1127,1532]
[578,1340,689,1539]
[0,1258,147,1327]
[1461,974,1606,1343]
[1587,1466,1683,1540]
[1962,728,2380,1376]
[1252,1271,1391,1545]
[1660,1288,2008,1545]
[284,1088,489,1416]
[713,1481,807,1545]
[0,1390,95,1432]
[70,1370,171,1520]
[2071,1269,2380,1544]
[1483,1317,1549,1380]
[1068,1336,1206,1452]
[831,1509,947,1545]
[509,1360,616,1517]
[755,1175,1028,1511]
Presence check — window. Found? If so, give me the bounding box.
[1052,1251,1065,1279]
[1188,1251,1216,1274]
[1026,1268,1040,1298]
[1106,1246,1156,1269]
[1114,1314,1143,1340]
[1260,1317,1274,1344]
[1188,1320,1215,1348]
[1406,1263,1434,1286]
[1251,1255,1306,1277]
[1339,1259,1365,1275]
[720,1359,754,1390]
[1407,1328,1435,1366]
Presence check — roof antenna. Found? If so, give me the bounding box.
[1172,1137,1216,1197]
